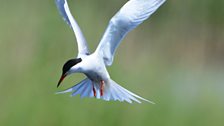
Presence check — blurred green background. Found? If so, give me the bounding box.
[0,0,224,126]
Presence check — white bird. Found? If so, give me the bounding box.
[55,0,165,103]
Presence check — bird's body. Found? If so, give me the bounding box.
[75,53,110,82]
[55,0,165,103]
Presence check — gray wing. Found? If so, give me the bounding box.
[55,0,89,57]
[95,0,166,66]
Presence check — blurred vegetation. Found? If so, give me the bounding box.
[0,0,224,126]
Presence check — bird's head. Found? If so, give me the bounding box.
[57,58,82,87]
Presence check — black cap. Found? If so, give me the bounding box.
[62,58,82,74]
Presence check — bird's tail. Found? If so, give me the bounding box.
[56,78,154,104]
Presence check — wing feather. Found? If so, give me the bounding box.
[95,0,166,66]
[55,0,89,57]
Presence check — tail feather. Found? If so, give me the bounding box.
[56,78,154,104]
[109,84,122,101]
[110,82,134,103]
[81,83,93,98]
[113,81,142,103]
[112,80,154,103]
[71,83,85,96]
[56,78,92,96]
[72,81,88,97]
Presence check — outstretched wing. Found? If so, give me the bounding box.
[95,0,165,66]
[55,0,89,57]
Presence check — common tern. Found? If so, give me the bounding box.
[55,0,165,103]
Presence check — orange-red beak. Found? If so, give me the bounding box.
[57,74,67,87]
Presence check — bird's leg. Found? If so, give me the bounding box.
[100,80,105,96]
[92,82,96,97]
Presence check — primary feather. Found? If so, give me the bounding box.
[55,0,89,57]
[95,0,166,66]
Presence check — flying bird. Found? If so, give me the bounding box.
[55,0,165,103]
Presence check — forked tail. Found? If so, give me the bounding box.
[56,78,154,104]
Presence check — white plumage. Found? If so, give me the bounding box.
[55,0,165,103]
